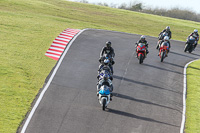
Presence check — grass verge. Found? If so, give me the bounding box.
[0,0,199,132]
[185,60,200,133]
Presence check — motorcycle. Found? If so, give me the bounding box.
[158,32,169,40]
[99,54,115,65]
[98,85,111,110]
[156,33,169,49]
[136,43,146,64]
[97,69,113,81]
[184,36,196,53]
[159,42,169,62]
[98,58,113,74]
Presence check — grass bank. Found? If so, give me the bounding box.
[0,0,199,132]
[185,60,200,133]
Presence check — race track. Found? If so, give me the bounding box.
[21,29,200,133]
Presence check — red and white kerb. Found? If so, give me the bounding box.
[45,28,80,60]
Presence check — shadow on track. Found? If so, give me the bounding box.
[170,51,198,59]
[164,61,184,69]
[190,52,200,57]
[113,75,182,94]
[187,66,200,71]
[112,93,182,113]
[143,64,183,75]
[107,108,179,127]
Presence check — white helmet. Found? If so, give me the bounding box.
[164,36,169,41]
[104,59,110,65]
[140,35,146,40]
[194,29,198,33]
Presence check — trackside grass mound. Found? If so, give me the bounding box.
[0,0,199,132]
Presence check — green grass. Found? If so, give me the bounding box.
[0,0,199,132]
[185,60,200,133]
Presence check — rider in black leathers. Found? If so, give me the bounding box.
[135,35,149,56]
[100,41,115,59]
[159,26,172,39]
[188,29,199,49]
[99,41,115,73]
[156,26,172,49]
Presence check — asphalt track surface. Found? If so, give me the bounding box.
[22,29,200,133]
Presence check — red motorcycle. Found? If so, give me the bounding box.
[159,42,169,62]
[136,43,146,64]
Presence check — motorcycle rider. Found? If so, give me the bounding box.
[99,41,115,65]
[99,54,114,74]
[188,29,199,49]
[156,26,171,49]
[159,26,172,39]
[97,73,113,99]
[97,58,113,80]
[158,36,170,56]
[135,35,149,57]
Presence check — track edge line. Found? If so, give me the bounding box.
[180,58,200,133]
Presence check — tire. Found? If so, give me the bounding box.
[161,51,165,62]
[139,54,143,64]
[184,44,189,52]
[102,98,106,111]
[189,47,193,53]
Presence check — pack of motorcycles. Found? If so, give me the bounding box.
[97,33,197,110]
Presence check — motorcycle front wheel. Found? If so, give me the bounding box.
[189,46,193,53]
[184,43,189,52]
[139,54,143,64]
[161,51,165,62]
[102,98,106,111]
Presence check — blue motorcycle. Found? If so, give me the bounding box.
[98,85,111,110]
[184,36,196,53]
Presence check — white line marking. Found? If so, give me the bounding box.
[58,35,72,39]
[46,50,62,55]
[55,37,70,42]
[60,33,74,36]
[53,40,68,45]
[180,59,199,133]
[51,43,66,48]
[45,53,60,58]
[21,29,86,133]
[49,47,64,51]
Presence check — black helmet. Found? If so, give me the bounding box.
[106,41,111,47]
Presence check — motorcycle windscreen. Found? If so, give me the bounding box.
[188,39,195,44]
[99,86,110,95]
[161,42,169,49]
